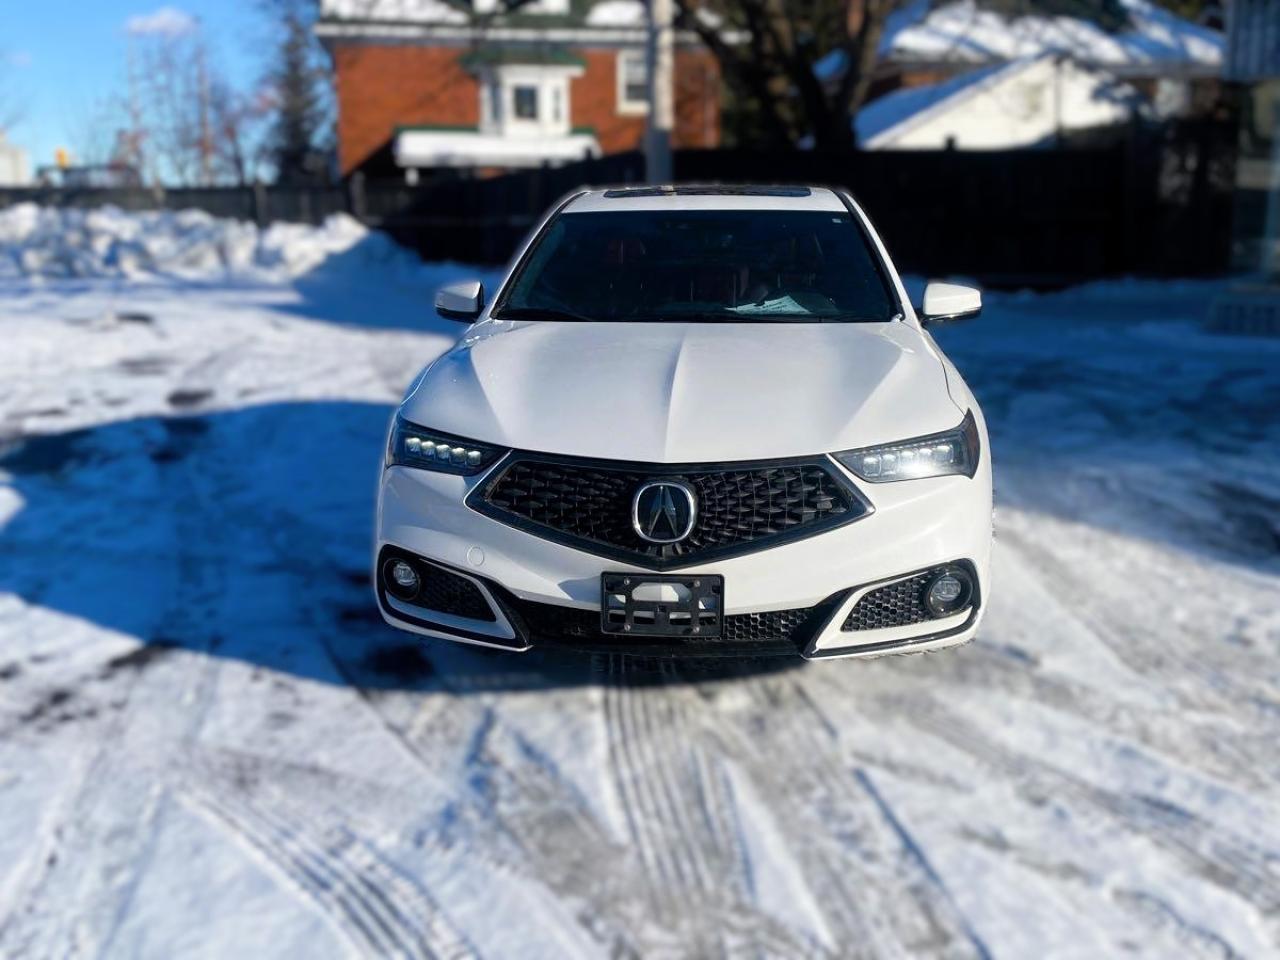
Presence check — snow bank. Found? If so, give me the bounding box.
[0,204,417,283]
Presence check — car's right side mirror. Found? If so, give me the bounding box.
[920,281,981,326]
[435,280,485,322]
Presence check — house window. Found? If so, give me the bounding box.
[514,85,539,120]
[618,50,649,114]
[475,64,583,138]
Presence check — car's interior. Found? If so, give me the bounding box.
[502,210,897,322]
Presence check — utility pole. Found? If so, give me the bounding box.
[644,0,674,183]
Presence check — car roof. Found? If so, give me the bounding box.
[564,185,848,214]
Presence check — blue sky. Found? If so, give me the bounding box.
[3,2,268,169]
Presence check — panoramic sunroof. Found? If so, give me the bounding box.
[601,185,813,199]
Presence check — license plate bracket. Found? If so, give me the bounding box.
[600,573,723,638]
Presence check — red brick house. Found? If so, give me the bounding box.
[316,0,722,179]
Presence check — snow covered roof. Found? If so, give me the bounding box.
[856,60,1015,145]
[881,0,1223,75]
[320,0,468,25]
[855,53,1148,150]
[320,0,642,28]
[315,0,721,44]
[818,0,1223,80]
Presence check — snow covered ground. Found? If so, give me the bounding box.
[1,209,1278,959]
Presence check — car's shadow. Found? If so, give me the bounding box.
[0,401,803,694]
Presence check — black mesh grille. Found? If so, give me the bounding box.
[841,573,934,631]
[720,608,812,642]
[503,596,813,654]
[473,456,863,567]
[416,566,496,622]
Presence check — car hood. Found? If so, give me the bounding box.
[402,319,963,463]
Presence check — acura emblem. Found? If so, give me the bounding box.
[632,480,698,544]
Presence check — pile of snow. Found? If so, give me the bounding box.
[0,204,417,283]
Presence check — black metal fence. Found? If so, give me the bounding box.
[0,122,1234,287]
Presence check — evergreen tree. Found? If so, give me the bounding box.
[264,0,330,184]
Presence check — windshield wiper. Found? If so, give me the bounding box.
[491,306,597,323]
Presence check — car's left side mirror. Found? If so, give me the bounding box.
[435,280,485,322]
[920,281,981,326]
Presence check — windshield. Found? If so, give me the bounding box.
[496,209,898,323]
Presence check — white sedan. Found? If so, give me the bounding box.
[374,185,992,659]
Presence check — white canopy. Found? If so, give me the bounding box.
[393,129,601,169]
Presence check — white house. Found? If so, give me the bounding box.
[0,133,31,187]
[855,54,1148,150]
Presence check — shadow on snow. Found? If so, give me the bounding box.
[0,401,800,693]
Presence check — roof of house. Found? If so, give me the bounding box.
[853,52,1147,149]
[821,0,1222,78]
[855,59,1018,146]
[315,0,729,45]
[319,0,644,29]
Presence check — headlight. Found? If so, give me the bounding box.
[386,416,505,476]
[834,411,979,482]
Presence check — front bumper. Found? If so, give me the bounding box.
[374,455,992,660]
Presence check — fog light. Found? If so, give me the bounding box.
[923,567,973,618]
[384,558,420,599]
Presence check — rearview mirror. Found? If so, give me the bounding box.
[920,281,981,326]
[435,280,485,322]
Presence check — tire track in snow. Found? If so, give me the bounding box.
[723,676,989,960]
[451,700,655,958]
[319,639,658,956]
[604,656,743,899]
[183,762,477,960]
[998,516,1280,743]
[1112,888,1247,960]
[601,657,830,958]
[895,696,1280,927]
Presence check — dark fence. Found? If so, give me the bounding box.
[0,122,1234,287]
[0,183,352,225]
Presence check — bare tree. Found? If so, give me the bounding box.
[66,98,121,168]
[210,80,272,185]
[676,0,904,149]
[127,28,214,184]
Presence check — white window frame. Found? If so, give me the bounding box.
[476,63,584,139]
[617,49,649,116]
